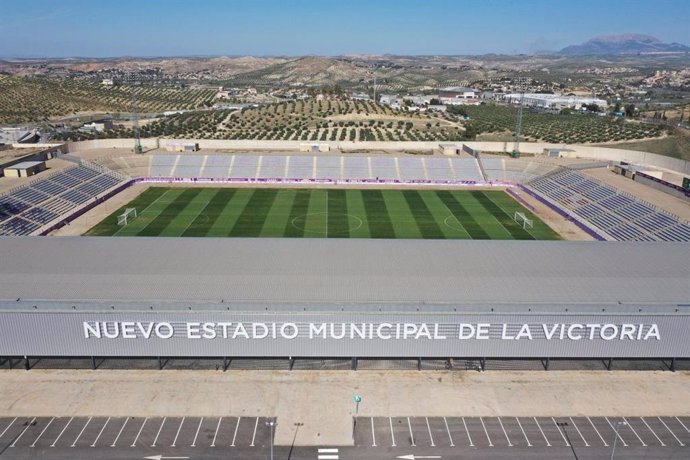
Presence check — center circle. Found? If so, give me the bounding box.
[443,215,464,231]
[291,212,363,235]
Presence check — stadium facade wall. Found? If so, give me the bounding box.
[0,312,687,359]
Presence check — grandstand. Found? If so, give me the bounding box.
[0,161,130,236]
[525,168,690,242]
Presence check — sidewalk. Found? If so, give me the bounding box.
[0,369,688,446]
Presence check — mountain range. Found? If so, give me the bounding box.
[559,34,690,55]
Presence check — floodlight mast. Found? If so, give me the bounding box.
[512,77,528,158]
[127,72,143,154]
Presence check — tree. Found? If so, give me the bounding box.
[624,104,636,117]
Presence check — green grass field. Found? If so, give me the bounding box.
[85,187,561,240]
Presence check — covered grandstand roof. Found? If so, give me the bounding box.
[0,237,688,313]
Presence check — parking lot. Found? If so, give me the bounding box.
[354,416,690,450]
[0,415,275,450]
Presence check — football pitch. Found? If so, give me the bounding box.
[85,187,561,240]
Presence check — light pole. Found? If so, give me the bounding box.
[610,420,627,460]
[265,420,276,460]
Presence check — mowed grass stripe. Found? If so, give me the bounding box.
[182,188,236,237]
[488,192,561,240]
[137,188,200,236]
[158,188,219,237]
[206,189,254,236]
[327,189,349,238]
[436,190,489,239]
[361,190,395,238]
[283,189,311,237]
[259,189,296,237]
[345,190,370,238]
[381,190,423,239]
[86,187,167,236]
[229,189,279,237]
[417,191,470,239]
[402,190,445,239]
[470,191,534,240]
[304,189,328,236]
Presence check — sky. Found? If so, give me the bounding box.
[0,0,689,57]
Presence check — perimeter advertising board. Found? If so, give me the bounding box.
[2,312,689,358]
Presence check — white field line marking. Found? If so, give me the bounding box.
[91,417,110,447]
[443,417,455,447]
[131,418,148,447]
[516,418,531,447]
[317,456,339,460]
[675,416,690,435]
[587,417,607,446]
[498,417,513,446]
[425,417,435,447]
[569,417,589,447]
[71,417,92,447]
[623,417,646,446]
[111,417,128,447]
[389,417,396,447]
[0,418,17,440]
[640,417,665,446]
[151,417,167,447]
[407,417,415,447]
[211,417,222,447]
[462,417,474,447]
[658,417,685,446]
[605,417,627,447]
[191,417,203,447]
[480,417,493,447]
[10,417,36,447]
[31,417,55,447]
[51,417,73,447]
[371,417,377,447]
[533,417,550,447]
[318,448,339,453]
[231,417,240,447]
[113,189,170,236]
[171,417,185,447]
[250,417,259,447]
[553,417,570,446]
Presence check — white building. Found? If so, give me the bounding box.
[502,93,608,111]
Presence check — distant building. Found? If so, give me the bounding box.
[101,78,114,86]
[379,94,402,108]
[165,142,200,153]
[79,120,114,133]
[502,93,608,111]
[439,87,478,99]
[351,93,371,101]
[3,160,47,178]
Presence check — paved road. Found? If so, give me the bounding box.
[1,415,689,459]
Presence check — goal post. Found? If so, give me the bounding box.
[117,208,137,226]
[513,211,533,230]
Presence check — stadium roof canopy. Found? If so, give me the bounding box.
[0,237,688,313]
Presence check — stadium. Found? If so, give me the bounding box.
[0,139,689,371]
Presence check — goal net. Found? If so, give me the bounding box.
[513,211,533,230]
[117,208,137,226]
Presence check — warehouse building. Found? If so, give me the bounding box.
[0,238,688,369]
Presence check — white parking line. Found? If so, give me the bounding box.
[533,417,550,447]
[658,417,685,446]
[389,417,396,447]
[407,417,415,447]
[425,417,435,447]
[587,416,607,447]
[622,417,646,447]
[151,417,167,448]
[480,417,493,447]
[111,417,128,447]
[0,418,17,439]
[640,417,665,446]
[675,416,690,435]
[171,417,185,447]
[318,448,339,460]
[443,417,454,447]
[30,417,55,447]
[10,417,36,447]
[516,418,531,447]
[553,417,570,446]
[498,417,512,446]
[131,418,148,447]
[231,417,240,447]
[250,417,259,447]
[371,417,376,447]
[462,417,474,447]
[605,417,627,447]
[191,417,203,447]
[70,417,92,447]
[568,417,589,447]
[91,417,110,447]
[51,417,73,447]
[211,417,222,447]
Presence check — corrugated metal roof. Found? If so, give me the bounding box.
[0,237,688,312]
